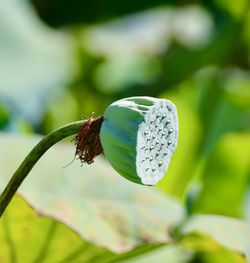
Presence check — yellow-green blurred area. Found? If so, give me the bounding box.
[0,0,250,262]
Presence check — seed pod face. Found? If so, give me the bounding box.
[100,97,178,186]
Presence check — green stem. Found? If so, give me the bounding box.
[0,120,85,217]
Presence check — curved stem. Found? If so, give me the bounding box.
[0,120,86,217]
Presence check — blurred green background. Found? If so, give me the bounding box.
[0,0,250,262]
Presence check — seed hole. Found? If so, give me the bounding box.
[169,128,173,134]
[166,119,171,125]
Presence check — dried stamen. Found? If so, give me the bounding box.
[74,115,104,164]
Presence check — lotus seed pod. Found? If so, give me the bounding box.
[100,96,178,186]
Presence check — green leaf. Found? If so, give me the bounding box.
[181,232,247,263]
[0,195,114,263]
[0,195,191,263]
[193,132,250,217]
[0,104,9,128]
[109,244,191,263]
[182,214,250,261]
[196,71,250,156]
[0,195,193,262]
[214,0,248,19]
[0,133,185,252]
[223,69,250,110]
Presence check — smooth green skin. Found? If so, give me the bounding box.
[100,96,160,185]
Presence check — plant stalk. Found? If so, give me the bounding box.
[0,120,86,217]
